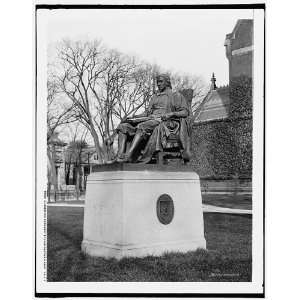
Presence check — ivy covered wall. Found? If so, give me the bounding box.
[190,76,252,179]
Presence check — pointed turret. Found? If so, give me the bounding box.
[210,73,217,90]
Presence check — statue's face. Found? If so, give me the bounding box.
[157,77,168,92]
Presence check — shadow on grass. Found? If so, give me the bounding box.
[47,207,252,282]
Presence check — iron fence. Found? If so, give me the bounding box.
[47,189,86,202]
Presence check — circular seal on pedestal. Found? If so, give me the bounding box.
[156,194,174,225]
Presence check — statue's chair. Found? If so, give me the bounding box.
[155,89,193,165]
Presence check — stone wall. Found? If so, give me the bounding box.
[225,19,253,82]
[231,20,253,51]
[230,52,253,79]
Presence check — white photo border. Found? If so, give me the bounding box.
[35,3,265,297]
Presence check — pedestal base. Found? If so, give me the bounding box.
[81,164,206,259]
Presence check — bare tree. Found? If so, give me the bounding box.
[93,53,154,155]
[171,72,208,114]
[64,123,89,200]
[50,39,208,164]
[47,73,76,199]
[55,40,153,162]
[47,74,77,142]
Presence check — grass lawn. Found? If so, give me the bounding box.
[47,207,252,282]
[202,194,252,210]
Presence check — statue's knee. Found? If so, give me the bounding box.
[136,126,148,138]
[136,122,145,131]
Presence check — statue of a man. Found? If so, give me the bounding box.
[115,74,192,163]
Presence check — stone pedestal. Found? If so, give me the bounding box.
[81,164,206,259]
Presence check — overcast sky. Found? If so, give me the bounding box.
[44,8,253,86]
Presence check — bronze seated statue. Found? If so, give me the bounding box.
[114,74,193,165]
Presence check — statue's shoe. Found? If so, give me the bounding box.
[182,150,191,162]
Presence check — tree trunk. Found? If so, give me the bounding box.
[47,182,51,202]
[47,146,58,202]
[75,165,80,201]
[89,123,105,163]
[65,162,70,185]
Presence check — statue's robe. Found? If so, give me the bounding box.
[117,87,192,163]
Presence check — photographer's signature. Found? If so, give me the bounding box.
[209,269,240,277]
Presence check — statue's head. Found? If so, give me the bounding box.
[156,73,172,92]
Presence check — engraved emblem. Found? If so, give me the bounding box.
[156,194,174,225]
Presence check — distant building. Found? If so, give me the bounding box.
[47,135,99,191]
[63,145,98,190]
